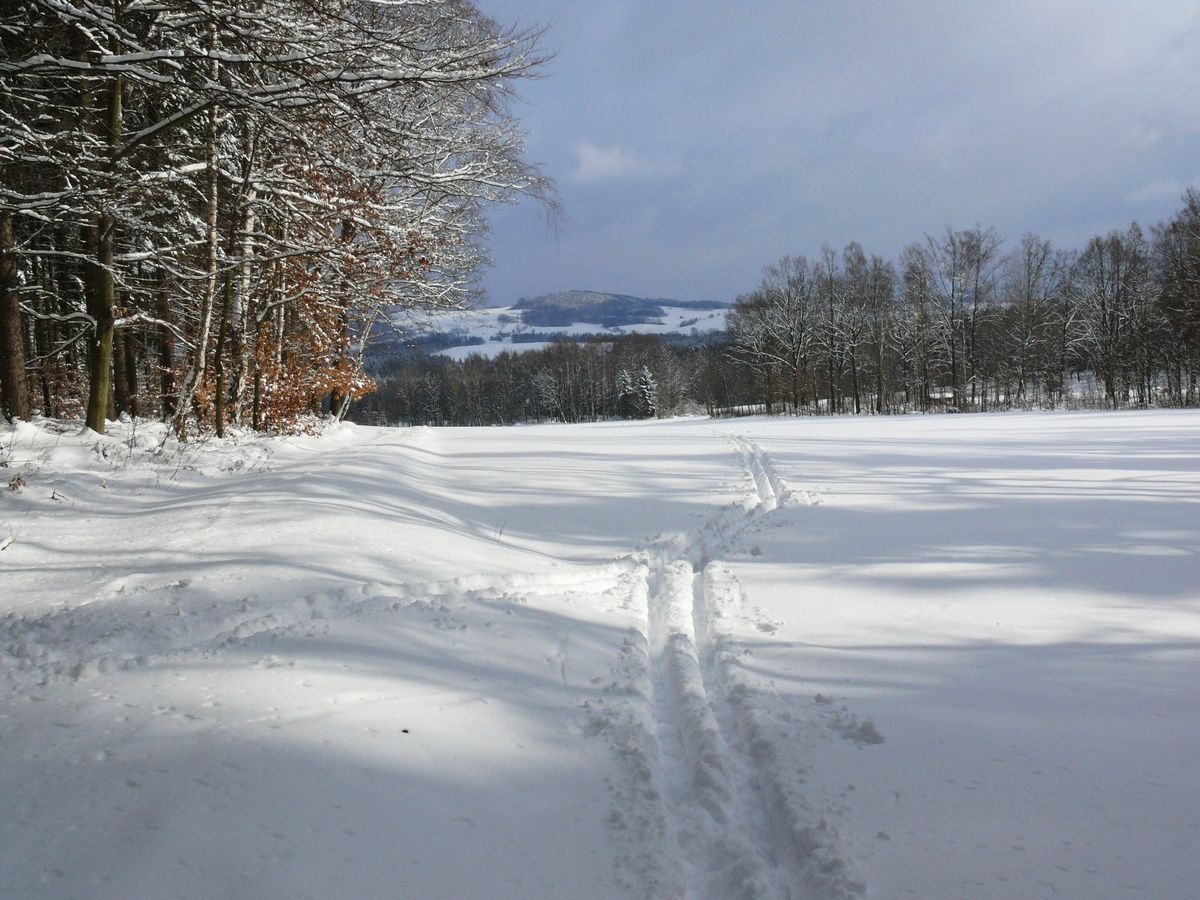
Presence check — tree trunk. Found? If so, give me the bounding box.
[156,274,176,418]
[84,218,117,433]
[172,20,220,436]
[0,209,30,421]
[84,63,122,433]
[850,351,860,414]
[213,276,232,437]
[827,354,835,414]
[949,324,960,409]
[112,326,131,416]
[123,327,139,417]
[35,310,53,417]
[875,340,885,414]
[252,369,263,431]
[230,184,256,424]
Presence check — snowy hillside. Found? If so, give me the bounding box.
[392,290,728,360]
[2,412,1198,898]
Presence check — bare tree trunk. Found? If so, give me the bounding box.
[875,341,885,414]
[850,351,860,414]
[827,353,835,414]
[0,208,30,421]
[252,369,263,430]
[156,273,176,418]
[84,60,122,433]
[112,325,131,415]
[84,223,117,433]
[213,277,232,437]
[949,318,960,409]
[230,184,256,424]
[173,19,220,436]
[123,328,139,417]
[34,305,53,417]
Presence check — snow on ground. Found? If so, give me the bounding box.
[1,411,1198,898]
[714,412,1200,899]
[439,340,556,361]
[414,303,726,359]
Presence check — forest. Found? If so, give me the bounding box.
[0,0,547,434]
[359,197,1200,427]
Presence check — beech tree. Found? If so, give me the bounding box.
[0,0,550,432]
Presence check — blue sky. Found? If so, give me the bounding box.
[477,1,1200,305]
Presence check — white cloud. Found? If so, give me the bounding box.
[569,141,651,183]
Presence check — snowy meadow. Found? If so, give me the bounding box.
[1,411,1198,898]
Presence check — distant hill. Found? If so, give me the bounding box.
[511,290,726,328]
[379,289,730,362]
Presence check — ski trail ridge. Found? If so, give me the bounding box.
[589,432,863,898]
[1,428,863,897]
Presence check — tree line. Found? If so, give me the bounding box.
[727,199,1200,414]
[359,195,1200,427]
[356,335,716,426]
[1,0,548,434]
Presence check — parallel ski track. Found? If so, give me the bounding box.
[628,432,862,899]
[1,429,863,898]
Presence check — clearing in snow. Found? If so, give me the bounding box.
[1,411,1198,898]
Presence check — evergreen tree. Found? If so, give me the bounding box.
[635,365,658,419]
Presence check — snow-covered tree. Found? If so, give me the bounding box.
[635,365,657,419]
[0,0,551,433]
[615,367,635,418]
[1069,225,1162,408]
[1153,190,1200,405]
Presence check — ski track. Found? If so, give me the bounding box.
[0,429,864,898]
[586,432,862,899]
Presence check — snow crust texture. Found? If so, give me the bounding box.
[581,431,863,899]
[2,411,1198,898]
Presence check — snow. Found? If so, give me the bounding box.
[1,411,1198,898]
[405,302,727,359]
[439,339,556,360]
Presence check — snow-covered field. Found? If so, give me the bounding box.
[408,301,727,360]
[2,411,1197,898]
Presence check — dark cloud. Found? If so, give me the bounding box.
[480,0,1200,304]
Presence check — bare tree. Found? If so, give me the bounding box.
[815,244,846,413]
[1153,190,1200,405]
[996,234,1068,405]
[923,226,1003,408]
[1069,225,1158,408]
